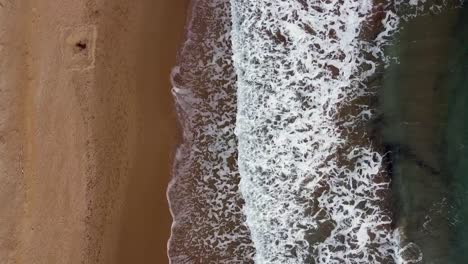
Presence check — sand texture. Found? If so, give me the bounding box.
[0,0,188,263]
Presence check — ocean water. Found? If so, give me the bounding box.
[168,0,467,263]
[381,3,468,263]
[168,0,254,262]
[231,1,402,263]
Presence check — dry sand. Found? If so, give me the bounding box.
[0,0,188,263]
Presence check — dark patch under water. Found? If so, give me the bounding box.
[380,4,468,263]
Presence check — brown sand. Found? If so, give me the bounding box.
[0,0,187,263]
[115,1,189,263]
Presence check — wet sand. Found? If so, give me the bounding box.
[0,0,188,263]
[115,1,188,263]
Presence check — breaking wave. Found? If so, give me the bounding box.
[229,0,462,263]
[169,0,463,263]
[231,0,402,263]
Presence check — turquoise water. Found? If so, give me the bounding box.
[381,4,468,263]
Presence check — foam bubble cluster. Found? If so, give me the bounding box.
[230,0,402,263]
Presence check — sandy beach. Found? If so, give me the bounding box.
[0,0,188,263]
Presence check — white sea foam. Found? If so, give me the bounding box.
[231,0,464,263]
[230,0,405,263]
[168,0,254,263]
[169,0,463,263]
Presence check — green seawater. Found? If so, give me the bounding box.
[380,4,468,263]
